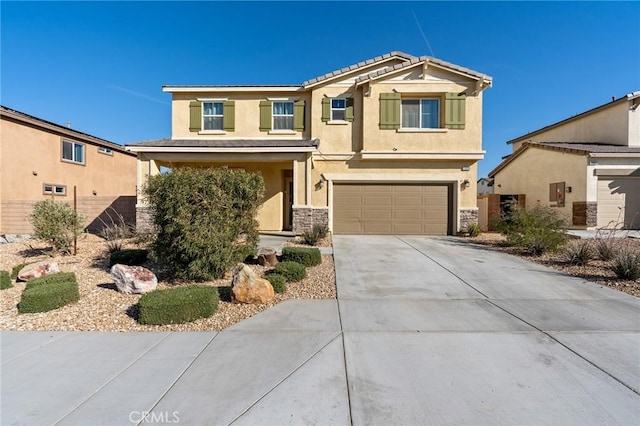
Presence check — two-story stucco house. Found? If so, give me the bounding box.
[127,52,492,235]
[489,92,640,229]
[0,106,137,235]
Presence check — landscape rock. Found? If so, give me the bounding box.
[110,264,158,294]
[17,261,60,281]
[231,263,274,304]
[257,247,278,266]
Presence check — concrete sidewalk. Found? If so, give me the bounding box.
[2,236,639,425]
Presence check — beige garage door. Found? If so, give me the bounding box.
[333,183,452,235]
[597,177,640,229]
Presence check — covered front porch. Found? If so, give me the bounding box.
[126,139,323,233]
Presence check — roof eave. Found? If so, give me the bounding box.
[163,86,303,93]
[126,146,318,154]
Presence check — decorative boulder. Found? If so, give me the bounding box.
[257,247,278,266]
[231,263,274,304]
[110,264,158,295]
[17,261,60,282]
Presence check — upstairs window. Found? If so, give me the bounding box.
[401,99,440,129]
[203,102,224,130]
[62,140,85,164]
[98,147,113,156]
[272,101,294,130]
[331,98,346,121]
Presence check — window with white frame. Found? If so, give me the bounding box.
[331,98,346,121]
[272,101,294,130]
[43,183,66,196]
[203,102,224,130]
[401,98,440,129]
[62,140,85,164]
[98,147,113,156]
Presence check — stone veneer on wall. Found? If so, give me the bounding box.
[135,206,154,233]
[459,208,479,233]
[572,202,597,227]
[292,207,329,234]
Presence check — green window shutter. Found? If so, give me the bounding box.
[445,93,466,130]
[294,100,305,131]
[321,97,331,122]
[259,100,272,131]
[346,98,354,122]
[379,93,401,129]
[189,101,202,132]
[223,100,235,131]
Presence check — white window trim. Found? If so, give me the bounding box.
[198,130,227,135]
[327,120,349,125]
[61,140,85,165]
[330,98,347,122]
[43,183,67,196]
[400,98,441,129]
[396,128,448,133]
[202,101,224,131]
[268,130,297,135]
[98,147,113,156]
[272,101,295,131]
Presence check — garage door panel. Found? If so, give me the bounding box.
[334,183,451,235]
[597,178,640,229]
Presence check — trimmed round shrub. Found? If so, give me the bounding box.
[18,281,79,313]
[25,272,77,290]
[274,261,307,282]
[282,246,321,267]
[266,274,287,293]
[1,271,12,290]
[138,286,219,325]
[109,249,148,267]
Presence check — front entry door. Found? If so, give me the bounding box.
[283,176,293,231]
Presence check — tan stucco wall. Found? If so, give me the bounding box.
[493,148,587,223]
[1,117,137,233]
[309,85,362,153]
[171,92,311,140]
[511,101,631,151]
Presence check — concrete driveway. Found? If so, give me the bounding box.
[1,235,639,425]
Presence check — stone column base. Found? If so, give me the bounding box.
[459,208,479,233]
[292,207,328,235]
[135,206,154,233]
[572,202,597,227]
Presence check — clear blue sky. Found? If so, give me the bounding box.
[2,1,639,177]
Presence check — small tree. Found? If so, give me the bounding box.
[143,167,265,281]
[495,203,568,255]
[30,200,84,254]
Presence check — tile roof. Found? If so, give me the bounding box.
[126,138,319,149]
[0,105,133,155]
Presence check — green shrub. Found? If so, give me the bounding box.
[18,281,79,313]
[302,224,329,246]
[266,274,287,293]
[25,272,77,290]
[274,261,307,282]
[282,246,322,267]
[11,263,29,280]
[143,167,265,281]
[138,285,219,325]
[466,222,482,237]
[29,200,85,254]
[563,240,594,266]
[612,249,640,280]
[495,204,568,255]
[109,249,149,267]
[1,271,12,290]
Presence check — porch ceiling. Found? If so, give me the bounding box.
[126,138,319,153]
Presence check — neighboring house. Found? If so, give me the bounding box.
[489,92,640,229]
[0,106,137,234]
[477,177,494,195]
[127,51,492,235]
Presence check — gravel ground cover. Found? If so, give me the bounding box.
[470,233,640,297]
[0,234,336,332]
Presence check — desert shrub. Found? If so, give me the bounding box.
[30,200,85,254]
[143,167,264,281]
[274,261,307,282]
[99,208,134,253]
[593,238,619,261]
[266,274,287,293]
[1,271,12,290]
[138,286,219,325]
[11,262,29,280]
[282,246,322,267]
[495,204,568,255]
[563,240,594,266]
[109,249,149,267]
[25,272,77,290]
[302,224,329,246]
[466,222,482,237]
[611,249,640,280]
[18,280,79,313]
